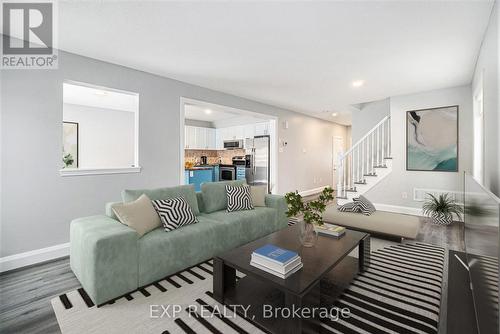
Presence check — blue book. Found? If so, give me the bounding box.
[252,244,298,265]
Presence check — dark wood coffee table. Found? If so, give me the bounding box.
[213,225,370,334]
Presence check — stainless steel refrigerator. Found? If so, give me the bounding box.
[245,135,270,193]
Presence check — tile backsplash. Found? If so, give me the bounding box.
[185,149,245,165]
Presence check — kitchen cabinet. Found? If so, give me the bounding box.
[186,168,213,191]
[206,128,216,149]
[185,126,216,149]
[199,122,271,150]
[185,126,197,149]
[254,122,269,136]
[236,166,246,181]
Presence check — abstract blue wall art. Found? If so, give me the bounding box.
[406,106,458,172]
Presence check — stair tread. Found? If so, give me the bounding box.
[374,165,387,168]
[384,157,393,159]
[354,182,366,185]
[364,174,377,177]
[345,189,357,192]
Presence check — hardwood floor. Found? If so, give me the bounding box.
[0,257,80,334]
[0,219,464,334]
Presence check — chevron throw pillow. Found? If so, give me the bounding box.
[226,185,254,212]
[353,195,377,216]
[152,197,198,232]
[338,201,360,213]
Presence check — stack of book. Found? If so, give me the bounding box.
[250,244,303,279]
[315,223,346,237]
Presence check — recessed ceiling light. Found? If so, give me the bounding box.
[204,109,212,114]
[332,112,338,117]
[352,80,365,88]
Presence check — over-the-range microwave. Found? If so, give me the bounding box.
[223,140,244,149]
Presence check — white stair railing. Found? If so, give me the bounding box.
[336,116,391,199]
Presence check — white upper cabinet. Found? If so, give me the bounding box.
[187,122,270,150]
[206,128,216,149]
[243,124,255,139]
[254,122,269,136]
[185,126,197,149]
[185,126,216,149]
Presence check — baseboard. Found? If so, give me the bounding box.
[0,242,70,273]
[299,185,330,197]
[373,203,423,216]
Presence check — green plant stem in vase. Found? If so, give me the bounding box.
[285,187,334,247]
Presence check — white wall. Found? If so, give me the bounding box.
[364,85,473,208]
[351,98,390,144]
[64,104,135,168]
[1,50,347,257]
[472,2,499,196]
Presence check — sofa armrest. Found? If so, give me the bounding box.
[105,201,121,220]
[70,215,138,305]
[265,194,288,228]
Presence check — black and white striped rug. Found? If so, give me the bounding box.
[51,242,444,334]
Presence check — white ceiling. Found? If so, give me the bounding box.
[63,82,138,112]
[57,1,494,125]
[184,103,269,128]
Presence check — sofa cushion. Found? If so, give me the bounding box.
[152,197,198,232]
[122,184,200,215]
[201,180,246,213]
[112,194,161,237]
[137,216,225,286]
[226,185,254,212]
[323,204,420,239]
[201,207,278,247]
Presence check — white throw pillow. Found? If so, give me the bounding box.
[112,194,161,237]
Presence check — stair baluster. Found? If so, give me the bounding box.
[336,115,391,204]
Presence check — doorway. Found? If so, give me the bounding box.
[332,136,344,190]
[179,97,279,193]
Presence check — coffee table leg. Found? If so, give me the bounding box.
[213,257,236,303]
[359,235,371,272]
[285,292,303,334]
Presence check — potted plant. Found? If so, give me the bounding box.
[285,187,334,247]
[422,193,463,225]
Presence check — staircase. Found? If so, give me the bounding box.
[337,115,392,205]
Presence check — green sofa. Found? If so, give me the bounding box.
[70,180,288,305]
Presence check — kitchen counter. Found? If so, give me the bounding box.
[185,166,214,170]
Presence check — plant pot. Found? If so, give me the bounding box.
[298,220,318,247]
[431,212,453,225]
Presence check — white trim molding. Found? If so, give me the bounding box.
[0,243,70,273]
[59,166,141,177]
[373,203,423,216]
[299,186,330,197]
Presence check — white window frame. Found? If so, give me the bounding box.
[59,81,141,177]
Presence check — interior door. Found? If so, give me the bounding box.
[332,136,344,190]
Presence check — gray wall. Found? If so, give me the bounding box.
[364,85,473,208]
[1,51,346,256]
[472,2,499,196]
[351,98,390,144]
